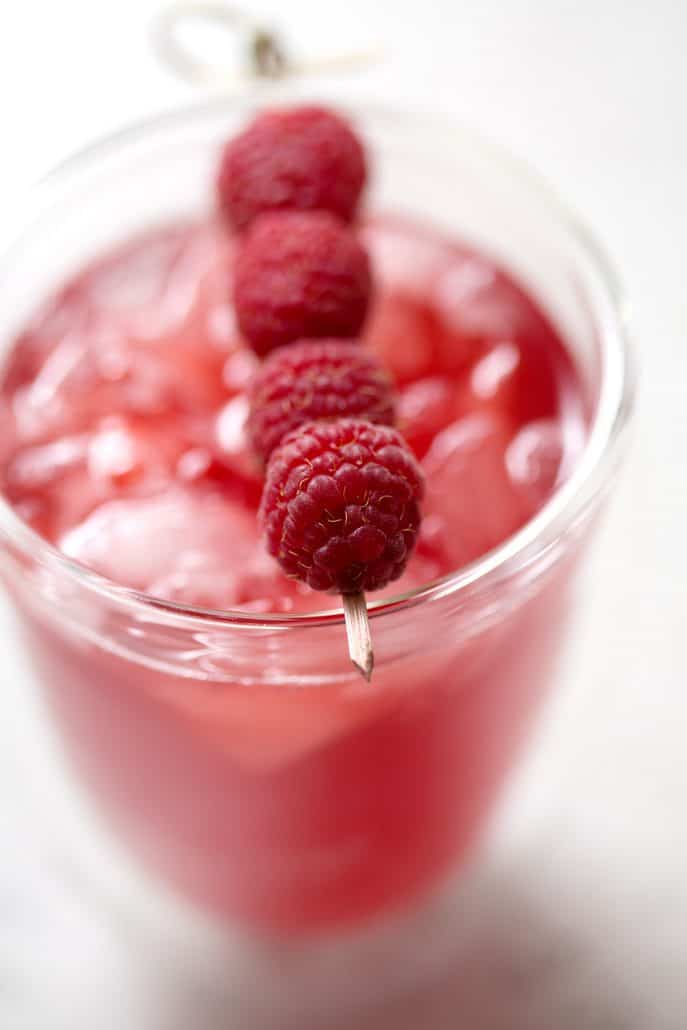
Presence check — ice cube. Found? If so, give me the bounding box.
[60,486,253,594]
[5,222,238,429]
[461,335,559,424]
[398,376,464,458]
[103,223,238,394]
[433,256,544,376]
[4,435,89,490]
[148,554,242,611]
[9,224,237,438]
[88,231,188,316]
[57,483,304,613]
[3,430,107,539]
[0,398,15,466]
[121,220,237,407]
[422,413,529,567]
[87,423,139,482]
[506,419,565,513]
[9,332,171,442]
[364,292,438,384]
[86,223,232,346]
[222,349,259,394]
[2,281,100,397]
[435,258,527,341]
[470,341,521,399]
[86,416,186,490]
[216,395,249,454]
[210,396,263,506]
[361,216,454,296]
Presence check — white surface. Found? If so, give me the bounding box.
[0,1,684,1027]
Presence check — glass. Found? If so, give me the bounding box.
[0,96,632,1012]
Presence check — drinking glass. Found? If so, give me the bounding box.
[0,95,633,1016]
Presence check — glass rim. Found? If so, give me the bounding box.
[0,96,635,632]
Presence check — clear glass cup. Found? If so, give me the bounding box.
[0,96,633,1016]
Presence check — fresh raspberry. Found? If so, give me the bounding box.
[234,211,372,356]
[217,105,367,231]
[248,339,396,462]
[260,419,424,594]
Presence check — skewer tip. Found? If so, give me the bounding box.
[342,591,374,682]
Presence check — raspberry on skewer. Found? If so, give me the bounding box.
[259,419,425,679]
[217,105,367,231]
[248,339,396,463]
[233,211,372,356]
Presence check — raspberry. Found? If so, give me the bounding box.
[260,419,424,594]
[234,211,372,356]
[217,105,367,231]
[248,340,396,462]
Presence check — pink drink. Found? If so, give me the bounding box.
[0,213,586,933]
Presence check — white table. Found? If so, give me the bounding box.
[0,2,684,1026]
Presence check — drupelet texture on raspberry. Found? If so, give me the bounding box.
[217,105,367,231]
[234,211,372,356]
[248,340,396,462]
[260,419,424,594]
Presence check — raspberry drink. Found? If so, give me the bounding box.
[0,102,628,941]
[0,210,583,928]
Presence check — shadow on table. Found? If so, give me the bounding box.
[156,845,647,1030]
[351,858,642,1030]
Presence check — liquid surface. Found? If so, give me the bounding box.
[0,214,584,612]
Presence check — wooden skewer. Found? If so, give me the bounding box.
[343,591,374,682]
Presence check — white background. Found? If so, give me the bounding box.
[0,1,684,1027]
